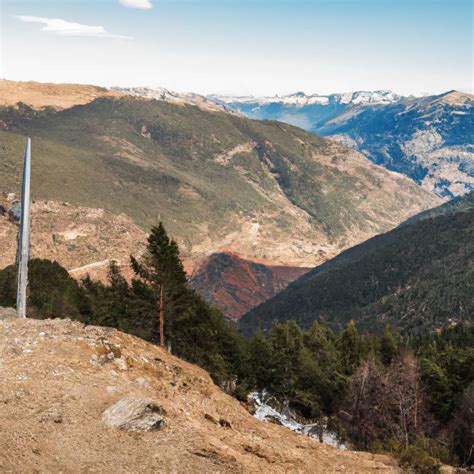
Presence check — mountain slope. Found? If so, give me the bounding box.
[0,198,305,317]
[0,316,400,472]
[316,91,474,198]
[402,190,474,226]
[189,252,309,320]
[0,198,148,279]
[240,195,474,336]
[0,91,439,268]
[216,90,473,198]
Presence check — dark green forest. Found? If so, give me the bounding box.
[0,222,473,471]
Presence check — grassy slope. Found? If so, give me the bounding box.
[0,97,438,264]
[240,197,474,336]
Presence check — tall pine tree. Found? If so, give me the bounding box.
[131,222,188,346]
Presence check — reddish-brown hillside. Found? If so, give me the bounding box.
[190,252,309,320]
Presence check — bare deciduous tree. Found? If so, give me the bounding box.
[341,351,430,450]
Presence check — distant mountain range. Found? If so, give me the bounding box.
[103,87,474,199]
[3,81,470,200]
[111,86,228,113]
[239,192,474,336]
[210,90,474,199]
[0,80,438,273]
[212,89,402,106]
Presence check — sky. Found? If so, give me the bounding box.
[0,0,472,96]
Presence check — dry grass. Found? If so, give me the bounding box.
[0,317,401,473]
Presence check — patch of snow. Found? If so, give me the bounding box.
[250,391,346,450]
[110,87,227,112]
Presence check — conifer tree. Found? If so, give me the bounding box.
[380,324,398,365]
[337,320,363,374]
[104,261,130,328]
[131,222,188,346]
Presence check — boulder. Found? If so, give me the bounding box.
[102,397,164,432]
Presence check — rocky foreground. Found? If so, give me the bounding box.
[0,316,400,473]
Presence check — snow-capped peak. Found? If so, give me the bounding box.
[336,90,402,105]
[109,86,228,112]
[210,90,403,107]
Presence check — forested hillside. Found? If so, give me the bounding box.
[240,197,474,335]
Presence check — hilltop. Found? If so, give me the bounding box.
[0,316,400,472]
[240,195,474,335]
[0,79,123,110]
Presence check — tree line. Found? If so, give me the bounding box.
[0,223,472,471]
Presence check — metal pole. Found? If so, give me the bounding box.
[159,285,165,347]
[16,138,31,318]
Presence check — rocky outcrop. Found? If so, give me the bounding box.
[315,91,474,198]
[0,317,400,472]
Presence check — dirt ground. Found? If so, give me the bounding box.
[0,317,401,473]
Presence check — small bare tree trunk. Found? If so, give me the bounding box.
[159,285,165,348]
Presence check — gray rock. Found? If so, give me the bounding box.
[0,307,17,320]
[102,397,164,432]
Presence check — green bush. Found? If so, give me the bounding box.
[398,444,441,473]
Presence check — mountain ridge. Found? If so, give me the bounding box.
[210,90,404,107]
[0,88,439,269]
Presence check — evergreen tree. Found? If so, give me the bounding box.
[249,332,275,390]
[380,324,398,365]
[337,320,363,374]
[103,261,130,328]
[131,222,188,346]
[130,223,246,387]
[268,321,305,400]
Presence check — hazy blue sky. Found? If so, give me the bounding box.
[1,0,472,96]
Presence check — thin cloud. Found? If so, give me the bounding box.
[119,0,153,9]
[15,16,134,41]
